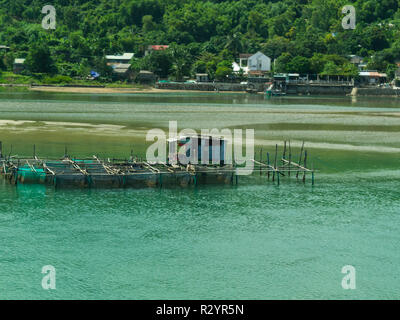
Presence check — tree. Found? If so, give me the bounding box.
[142,15,156,32]
[193,52,219,79]
[224,33,243,58]
[275,52,292,73]
[215,60,233,80]
[25,43,56,74]
[321,61,341,76]
[262,37,290,61]
[0,0,399,82]
[92,57,113,80]
[0,54,6,71]
[310,53,326,74]
[142,50,172,78]
[169,44,192,81]
[215,66,233,80]
[288,56,310,74]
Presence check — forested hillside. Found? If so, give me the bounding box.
[0,0,400,80]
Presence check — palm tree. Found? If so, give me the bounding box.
[225,33,243,57]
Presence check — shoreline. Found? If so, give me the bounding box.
[1,84,399,97]
[28,85,246,94]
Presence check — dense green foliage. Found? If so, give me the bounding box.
[1,0,400,80]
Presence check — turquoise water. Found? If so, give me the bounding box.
[0,92,399,299]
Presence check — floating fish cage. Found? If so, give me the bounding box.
[0,139,315,189]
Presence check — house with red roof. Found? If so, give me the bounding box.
[145,45,169,56]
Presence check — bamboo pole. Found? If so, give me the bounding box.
[312,162,315,186]
[303,150,307,183]
[288,140,292,177]
[273,144,278,182]
[283,141,287,160]
[296,141,304,179]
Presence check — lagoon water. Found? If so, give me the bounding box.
[0,91,399,299]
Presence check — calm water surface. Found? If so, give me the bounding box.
[0,91,399,299]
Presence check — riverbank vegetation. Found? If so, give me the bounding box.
[0,0,400,82]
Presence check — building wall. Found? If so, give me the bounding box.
[156,82,248,91]
[354,88,400,96]
[248,53,271,72]
[286,84,353,95]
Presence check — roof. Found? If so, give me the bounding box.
[14,58,25,64]
[113,63,131,69]
[349,55,364,63]
[0,45,9,49]
[139,70,154,74]
[359,71,387,77]
[239,53,252,59]
[105,53,134,61]
[250,51,270,59]
[240,52,271,60]
[113,64,131,73]
[196,73,208,76]
[148,45,169,51]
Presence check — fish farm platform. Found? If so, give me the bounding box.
[0,141,315,188]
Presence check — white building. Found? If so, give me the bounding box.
[233,52,271,75]
[105,53,134,65]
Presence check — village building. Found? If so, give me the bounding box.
[105,53,134,65]
[0,45,10,51]
[233,52,271,76]
[136,70,157,84]
[394,61,400,80]
[349,55,367,70]
[358,71,387,85]
[145,45,169,56]
[196,73,209,83]
[13,58,25,74]
[105,53,134,80]
[112,64,133,80]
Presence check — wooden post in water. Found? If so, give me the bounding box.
[273,144,278,182]
[296,141,304,180]
[277,167,280,185]
[267,152,270,180]
[303,150,308,183]
[288,140,292,177]
[283,141,287,161]
[259,148,263,176]
[33,144,36,159]
[312,162,315,186]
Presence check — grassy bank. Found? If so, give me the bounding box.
[0,72,150,89]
